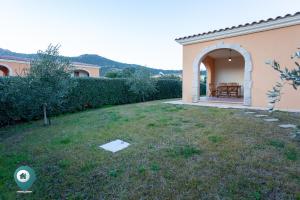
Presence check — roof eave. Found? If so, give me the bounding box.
[175,14,300,45]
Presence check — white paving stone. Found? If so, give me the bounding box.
[289,132,297,139]
[263,118,279,122]
[254,114,268,118]
[245,112,256,114]
[278,124,297,129]
[100,139,130,153]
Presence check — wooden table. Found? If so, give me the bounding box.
[216,85,241,97]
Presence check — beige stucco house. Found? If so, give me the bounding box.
[0,56,100,78]
[176,12,300,111]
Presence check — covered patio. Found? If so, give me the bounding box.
[200,48,246,104]
[175,12,300,111]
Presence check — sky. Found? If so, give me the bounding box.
[1,0,300,70]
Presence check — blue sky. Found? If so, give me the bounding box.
[1,0,300,70]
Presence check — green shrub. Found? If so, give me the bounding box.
[154,79,182,99]
[0,77,182,126]
[200,82,206,96]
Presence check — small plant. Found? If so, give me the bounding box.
[284,147,298,161]
[252,191,261,200]
[109,169,122,177]
[268,139,285,149]
[150,163,160,171]
[58,160,70,169]
[59,138,71,145]
[80,163,96,172]
[138,166,146,174]
[208,135,223,143]
[195,122,205,128]
[180,146,202,158]
[168,145,202,158]
[147,123,156,127]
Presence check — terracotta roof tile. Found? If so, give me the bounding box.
[175,12,300,41]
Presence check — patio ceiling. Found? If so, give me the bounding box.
[206,49,241,59]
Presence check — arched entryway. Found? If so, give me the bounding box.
[0,65,11,77]
[192,43,252,106]
[73,70,90,77]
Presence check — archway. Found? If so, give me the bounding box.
[73,70,90,77]
[192,43,252,106]
[0,65,11,77]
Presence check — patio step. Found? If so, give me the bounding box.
[198,99,243,105]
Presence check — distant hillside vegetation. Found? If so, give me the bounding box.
[0,48,181,76]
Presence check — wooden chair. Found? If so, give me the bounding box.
[227,83,240,97]
[228,86,238,97]
[217,83,228,97]
[209,83,217,97]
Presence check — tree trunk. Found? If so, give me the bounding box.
[43,103,49,126]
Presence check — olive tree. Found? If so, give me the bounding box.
[266,50,300,140]
[126,68,157,102]
[266,50,300,111]
[105,67,136,78]
[27,44,75,125]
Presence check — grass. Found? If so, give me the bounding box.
[208,135,224,143]
[0,100,300,199]
[268,139,285,148]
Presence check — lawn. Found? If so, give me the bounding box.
[0,100,299,199]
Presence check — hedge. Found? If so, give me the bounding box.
[200,82,206,96]
[0,77,182,126]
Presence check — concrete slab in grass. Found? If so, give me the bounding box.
[264,118,279,122]
[245,112,256,114]
[290,131,300,140]
[278,124,297,129]
[100,139,130,153]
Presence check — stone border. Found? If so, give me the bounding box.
[192,42,253,106]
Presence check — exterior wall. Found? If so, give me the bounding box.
[182,24,300,110]
[0,60,30,76]
[0,60,100,78]
[214,57,244,91]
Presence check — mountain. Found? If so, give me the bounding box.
[0,48,181,76]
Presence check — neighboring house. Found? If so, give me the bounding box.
[71,62,100,77]
[0,56,100,78]
[176,12,300,111]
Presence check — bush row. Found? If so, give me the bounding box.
[200,82,206,96]
[0,78,182,126]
